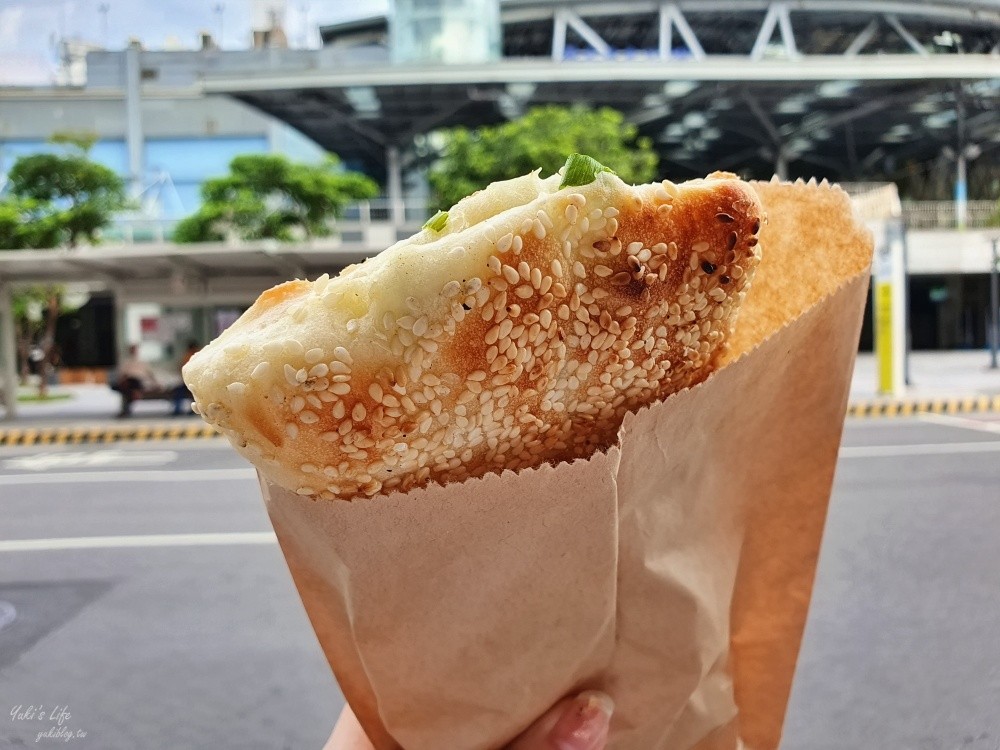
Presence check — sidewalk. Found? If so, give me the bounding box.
[849,350,1000,416]
[1,350,999,444]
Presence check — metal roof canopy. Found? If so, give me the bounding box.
[215,0,1000,183]
[0,242,374,419]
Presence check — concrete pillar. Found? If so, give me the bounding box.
[112,284,128,367]
[387,146,404,226]
[0,282,18,420]
[125,41,145,200]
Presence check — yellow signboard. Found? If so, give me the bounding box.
[875,281,894,394]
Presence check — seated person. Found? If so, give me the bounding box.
[113,344,159,417]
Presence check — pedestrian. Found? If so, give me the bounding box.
[114,344,159,418]
[171,340,200,416]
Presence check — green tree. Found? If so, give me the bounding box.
[173,154,379,243]
[5,147,126,249]
[429,105,659,209]
[0,135,119,396]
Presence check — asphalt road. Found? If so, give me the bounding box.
[1,415,999,750]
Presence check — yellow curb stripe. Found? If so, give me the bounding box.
[847,396,1000,418]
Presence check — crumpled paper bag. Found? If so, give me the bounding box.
[259,178,873,750]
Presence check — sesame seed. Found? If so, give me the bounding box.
[346,319,359,333]
[701,261,717,274]
[637,248,652,263]
[465,278,483,293]
[594,264,613,277]
[442,280,463,298]
[654,187,671,203]
[573,261,586,278]
[332,401,346,419]
[352,403,367,421]
[551,259,563,277]
[284,339,304,356]
[412,317,429,337]
[283,364,299,386]
[286,423,299,439]
[290,395,305,413]
[300,411,319,424]
[333,346,352,365]
[752,219,761,234]
[512,235,523,253]
[502,265,520,284]
[251,362,272,381]
[612,272,631,286]
[692,241,710,254]
[515,284,533,299]
[565,204,578,223]
[330,382,351,395]
[662,180,680,198]
[532,218,546,239]
[497,233,513,253]
[309,363,329,378]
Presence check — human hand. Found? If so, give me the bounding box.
[323,691,614,750]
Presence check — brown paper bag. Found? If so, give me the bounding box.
[259,179,873,750]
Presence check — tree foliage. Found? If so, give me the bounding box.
[428,105,659,209]
[3,148,126,249]
[173,154,379,243]
[0,136,118,396]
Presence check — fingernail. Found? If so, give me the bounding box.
[549,691,614,750]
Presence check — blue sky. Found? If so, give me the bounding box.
[0,0,387,84]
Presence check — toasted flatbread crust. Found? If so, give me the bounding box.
[184,170,762,499]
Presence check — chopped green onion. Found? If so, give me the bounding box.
[423,210,449,232]
[558,154,616,189]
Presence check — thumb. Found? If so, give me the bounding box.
[507,691,614,750]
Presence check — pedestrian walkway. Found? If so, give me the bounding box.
[1,350,999,443]
[849,350,1000,417]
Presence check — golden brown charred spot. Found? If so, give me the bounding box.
[247,401,284,448]
[259,280,310,307]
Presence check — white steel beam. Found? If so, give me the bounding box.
[552,9,567,61]
[563,8,612,58]
[750,3,780,60]
[202,56,1000,91]
[658,4,673,60]
[665,3,705,60]
[776,2,799,59]
[845,19,879,56]
[884,14,930,57]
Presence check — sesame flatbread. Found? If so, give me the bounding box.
[183,160,763,499]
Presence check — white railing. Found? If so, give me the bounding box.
[105,198,999,244]
[901,200,997,230]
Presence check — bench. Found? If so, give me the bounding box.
[109,371,189,416]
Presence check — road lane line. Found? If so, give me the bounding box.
[916,412,1000,434]
[0,468,256,485]
[0,532,277,553]
[840,441,1000,458]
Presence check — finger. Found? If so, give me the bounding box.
[323,704,376,750]
[507,691,614,750]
